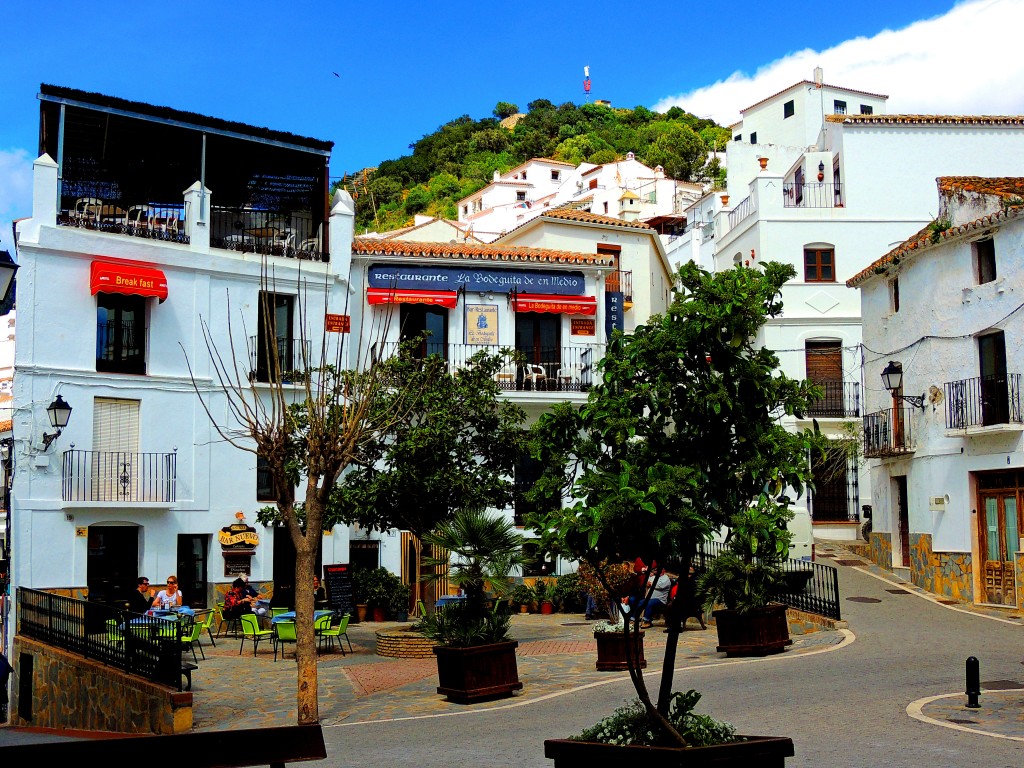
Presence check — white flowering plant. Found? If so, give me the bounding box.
[591,620,626,634]
[572,690,738,748]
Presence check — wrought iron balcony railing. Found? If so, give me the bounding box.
[368,342,604,393]
[210,206,327,262]
[944,373,1023,430]
[62,449,177,503]
[57,182,190,245]
[783,182,843,208]
[249,336,313,383]
[727,196,755,228]
[809,467,860,523]
[605,270,632,302]
[862,408,914,457]
[807,380,860,418]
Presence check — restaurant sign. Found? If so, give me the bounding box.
[219,523,260,550]
[571,318,596,336]
[369,265,585,296]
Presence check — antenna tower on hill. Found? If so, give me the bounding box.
[583,66,591,102]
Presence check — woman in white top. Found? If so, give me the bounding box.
[155,575,184,609]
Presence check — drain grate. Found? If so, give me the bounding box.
[834,559,865,566]
[846,596,882,603]
[947,718,978,725]
[886,589,912,594]
[938,599,959,605]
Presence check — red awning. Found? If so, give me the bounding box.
[90,260,168,302]
[366,287,458,308]
[513,293,597,315]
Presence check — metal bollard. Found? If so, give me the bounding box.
[965,656,981,708]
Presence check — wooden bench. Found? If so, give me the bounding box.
[0,724,327,767]
[181,661,198,691]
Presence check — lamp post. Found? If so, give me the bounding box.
[880,361,925,409]
[42,395,73,450]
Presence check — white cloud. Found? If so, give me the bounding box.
[654,0,1024,125]
[0,147,33,254]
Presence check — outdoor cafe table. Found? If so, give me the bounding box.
[435,595,467,609]
[271,610,334,624]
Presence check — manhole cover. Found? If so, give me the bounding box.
[834,559,865,566]
[847,596,882,603]
[886,589,911,594]
[981,680,1024,690]
[947,718,978,725]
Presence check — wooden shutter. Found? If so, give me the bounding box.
[805,342,842,382]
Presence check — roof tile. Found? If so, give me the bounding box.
[826,114,1024,125]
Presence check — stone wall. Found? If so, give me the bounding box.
[10,636,192,734]
[909,533,973,602]
[375,628,436,659]
[868,530,892,569]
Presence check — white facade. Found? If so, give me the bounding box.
[11,94,356,617]
[852,180,1024,605]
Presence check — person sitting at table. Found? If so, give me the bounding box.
[154,575,184,610]
[128,576,154,614]
[223,577,256,620]
[242,574,268,618]
[313,575,328,609]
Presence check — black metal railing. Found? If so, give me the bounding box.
[17,587,185,689]
[863,408,914,457]
[57,183,190,245]
[369,342,604,393]
[727,196,755,228]
[944,373,1022,430]
[783,182,843,208]
[606,270,633,302]
[249,337,313,383]
[807,380,860,418]
[210,206,327,262]
[695,541,841,620]
[62,450,177,502]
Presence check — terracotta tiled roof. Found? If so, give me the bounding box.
[0,419,11,433]
[826,114,1024,125]
[740,81,888,114]
[936,176,1024,198]
[379,218,483,244]
[537,207,652,229]
[352,238,614,266]
[847,205,1024,287]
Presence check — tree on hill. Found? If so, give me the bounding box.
[493,101,519,119]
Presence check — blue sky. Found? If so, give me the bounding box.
[3,0,1021,252]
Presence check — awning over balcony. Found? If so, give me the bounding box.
[366,287,458,308]
[90,260,168,302]
[513,293,597,315]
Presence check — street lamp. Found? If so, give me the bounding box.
[880,361,925,409]
[42,395,73,450]
[0,250,19,309]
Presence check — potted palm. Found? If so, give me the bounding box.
[416,507,529,703]
[534,579,555,615]
[529,262,821,763]
[697,499,793,657]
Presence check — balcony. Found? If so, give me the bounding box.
[41,84,330,262]
[783,183,843,208]
[370,342,603,393]
[727,196,755,229]
[862,408,915,458]
[249,336,313,384]
[605,270,633,303]
[944,374,1023,433]
[809,469,860,523]
[807,381,860,418]
[62,450,177,503]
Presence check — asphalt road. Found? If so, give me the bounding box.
[318,562,1024,768]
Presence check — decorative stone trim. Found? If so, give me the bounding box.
[375,628,437,659]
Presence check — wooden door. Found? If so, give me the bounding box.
[895,476,910,566]
[979,332,1009,426]
[980,491,1019,605]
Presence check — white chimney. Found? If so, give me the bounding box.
[813,67,823,87]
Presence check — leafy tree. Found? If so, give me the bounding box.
[527,262,823,746]
[493,101,520,119]
[331,349,528,602]
[640,123,707,181]
[553,133,615,165]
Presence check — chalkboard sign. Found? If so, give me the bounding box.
[323,563,354,616]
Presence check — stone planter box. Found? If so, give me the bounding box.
[433,640,522,703]
[375,628,436,659]
[594,629,646,671]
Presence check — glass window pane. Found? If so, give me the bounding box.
[986,497,1000,560]
[1004,497,1018,558]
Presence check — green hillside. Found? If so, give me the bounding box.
[339,99,730,234]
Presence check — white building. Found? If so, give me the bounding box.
[10,86,354,620]
[848,177,1024,607]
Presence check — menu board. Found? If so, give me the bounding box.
[323,563,354,616]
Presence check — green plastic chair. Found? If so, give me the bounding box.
[181,617,205,662]
[318,613,352,655]
[215,602,239,638]
[273,619,298,661]
[238,613,273,656]
[313,613,333,653]
[105,618,124,646]
[196,609,217,647]
[270,607,290,619]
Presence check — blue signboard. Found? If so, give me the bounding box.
[605,291,624,339]
[368,264,586,296]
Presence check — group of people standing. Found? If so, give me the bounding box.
[129,574,183,614]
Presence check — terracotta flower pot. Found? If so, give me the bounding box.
[355,604,368,623]
[372,606,388,622]
[540,600,554,615]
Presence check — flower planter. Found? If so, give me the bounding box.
[539,600,554,615]
[354,604,368,623]
[594,630,646,671]
[544,735,794,767]
[371,606,388,622]
[433,640,522,704]
[712,603,792,657]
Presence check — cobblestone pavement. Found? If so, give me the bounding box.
[186,612,845,731]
